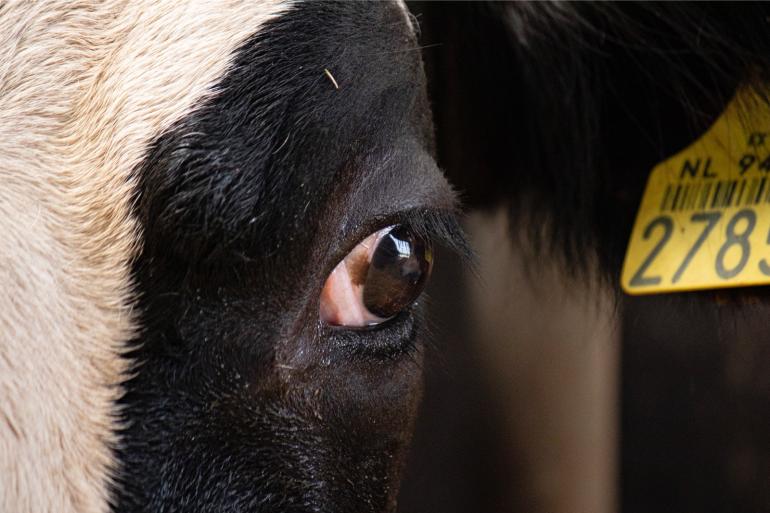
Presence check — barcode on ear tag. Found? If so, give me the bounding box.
[622,89,770,295]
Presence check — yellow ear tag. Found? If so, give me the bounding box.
[622,89,770,294]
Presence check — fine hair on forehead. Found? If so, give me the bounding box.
[0,2,289,512]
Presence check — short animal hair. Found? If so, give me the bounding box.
[1,2,463,512]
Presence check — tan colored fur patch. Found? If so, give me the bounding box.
[0,2,290,512]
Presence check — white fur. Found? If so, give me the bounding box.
[0,2,289,512]
[395,0,416,34]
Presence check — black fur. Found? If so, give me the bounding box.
[116,3,464,512]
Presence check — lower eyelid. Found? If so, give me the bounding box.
[322,309,419,358]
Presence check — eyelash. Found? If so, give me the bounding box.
[323,207,459,275]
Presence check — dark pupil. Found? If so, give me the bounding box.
[363,226,433,319]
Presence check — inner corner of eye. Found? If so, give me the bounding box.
[319,224,434,329]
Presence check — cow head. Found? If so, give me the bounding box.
[0,2,465,512]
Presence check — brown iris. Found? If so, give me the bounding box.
[320,225,433,327]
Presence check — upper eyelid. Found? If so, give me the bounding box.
[326,144,469,269]
[395,208,472,263]
[341,207,471,271]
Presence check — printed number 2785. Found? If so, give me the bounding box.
[629,209,770,287]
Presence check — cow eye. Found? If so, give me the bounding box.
[320,225,433,327]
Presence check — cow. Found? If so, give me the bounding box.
[0,2,467,512]
[9,3,770,513]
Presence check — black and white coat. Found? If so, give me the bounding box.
[0,2,464,512]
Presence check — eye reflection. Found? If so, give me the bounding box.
[320,225,433,328]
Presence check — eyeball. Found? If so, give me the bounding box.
[320,225,433,327]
